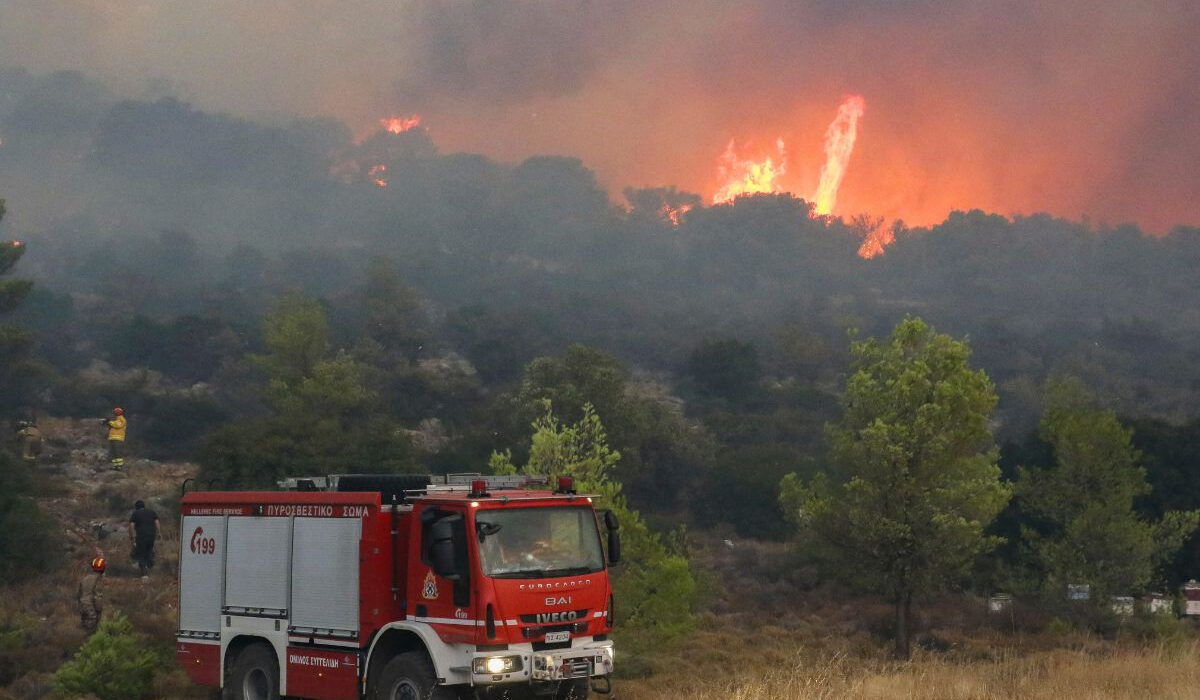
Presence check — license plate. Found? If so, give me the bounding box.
[545,631,570,643]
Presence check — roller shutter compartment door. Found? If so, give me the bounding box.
[290,517,361,634]
[224,517,292,615]
[179,516,227,634]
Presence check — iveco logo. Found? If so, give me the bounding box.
[535,611,579,623]
[545,595,572,606]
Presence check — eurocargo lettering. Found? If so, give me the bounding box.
[175,473,620,700]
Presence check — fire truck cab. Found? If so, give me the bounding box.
[176,474,619,700]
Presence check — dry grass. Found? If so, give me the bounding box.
[615,642,1200,699]
[613,533,1200,699]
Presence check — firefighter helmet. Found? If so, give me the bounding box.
[91,557,106,573]
[113,407,123,416]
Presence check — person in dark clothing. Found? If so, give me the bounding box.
[128,500,159,578]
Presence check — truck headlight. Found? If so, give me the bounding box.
[473,655,523,674]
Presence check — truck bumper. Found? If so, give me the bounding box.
[530,644,614,681]
[468,639,614,686]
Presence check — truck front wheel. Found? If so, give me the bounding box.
[373,651,457,700]
[223,643,280,700]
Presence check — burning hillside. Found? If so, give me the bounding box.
[712,139,788,204]
[710,95,881,256]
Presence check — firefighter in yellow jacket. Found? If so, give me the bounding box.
[102,408,126,469]
[15,420,43,464]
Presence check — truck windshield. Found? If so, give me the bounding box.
[476,506,605,578]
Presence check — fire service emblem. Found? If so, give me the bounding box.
[421,570,439,600]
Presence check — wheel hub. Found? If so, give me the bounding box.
[390,678,421,700]
[243,667,271,700]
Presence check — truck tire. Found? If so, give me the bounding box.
[556,679,589,700]
[223,643,280,700]
[373,651,457,700]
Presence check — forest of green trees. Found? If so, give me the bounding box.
[4,68,1200,659]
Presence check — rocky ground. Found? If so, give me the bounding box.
[34,417,195,571]
[0,417,202,699]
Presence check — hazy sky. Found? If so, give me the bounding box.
[1,0,1197,231]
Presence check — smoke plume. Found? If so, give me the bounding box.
[0,0,1197,231]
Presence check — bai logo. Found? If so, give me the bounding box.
[190,527,217,555]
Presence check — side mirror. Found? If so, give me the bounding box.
[430,518,460,580]
[607,529,621,566]
[476,521,502,541]
[603,510,621,566]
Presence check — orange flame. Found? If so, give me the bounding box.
[857,225,894,259]
[368,164,388,187]
[381,115,422,134]
[659,203,693,226]
[812,95,865,215]
[712,139,787,204]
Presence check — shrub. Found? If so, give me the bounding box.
[0,453,61,584]
[54,612,160,700]
[1124,609,1191,644]
[1045,617,1073,637]
[0,608,31,686]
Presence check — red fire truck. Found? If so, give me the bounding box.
[176,473,619,700]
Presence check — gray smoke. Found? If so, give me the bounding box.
[0,1,1198,231]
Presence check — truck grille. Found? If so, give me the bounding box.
[561,658,591,678]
